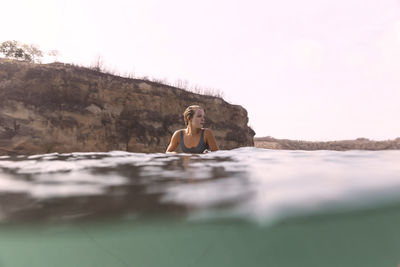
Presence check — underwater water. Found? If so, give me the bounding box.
[0,147,400,267]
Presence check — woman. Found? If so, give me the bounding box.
[166,105,219,153]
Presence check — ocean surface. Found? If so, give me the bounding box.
[1,147,400,267]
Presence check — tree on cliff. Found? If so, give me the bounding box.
[48,50,60,62]
[22,43,44,63]
[0,40,43,63]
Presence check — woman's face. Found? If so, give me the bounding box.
[189,109,205,129]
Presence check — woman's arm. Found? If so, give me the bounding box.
[204,128,219,151]
[166,130,180,153]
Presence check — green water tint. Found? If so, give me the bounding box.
[1,205,400,267]
[2,149,400,266]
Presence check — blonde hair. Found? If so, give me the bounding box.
[183,105,204,126]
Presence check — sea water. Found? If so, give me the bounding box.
[0,147,400,267]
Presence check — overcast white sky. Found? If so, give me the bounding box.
[2,0,400,141]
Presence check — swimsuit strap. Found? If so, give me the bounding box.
[180,129,208,153]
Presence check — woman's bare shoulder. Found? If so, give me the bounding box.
[172,129,184,140]
[173,129,185,135]
[203,128,215,136]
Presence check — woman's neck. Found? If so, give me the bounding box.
[186,125,201,136]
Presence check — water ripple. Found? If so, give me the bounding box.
[0,148,400,224]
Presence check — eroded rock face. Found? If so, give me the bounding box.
[0,59,255,154]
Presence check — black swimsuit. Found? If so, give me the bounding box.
[180,129,209,154]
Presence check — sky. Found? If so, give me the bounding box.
[1,0,400,141]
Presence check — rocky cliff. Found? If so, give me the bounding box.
[254,136,400,150]
[0,59,254,155]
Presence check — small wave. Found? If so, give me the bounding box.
[0,149,400,224]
